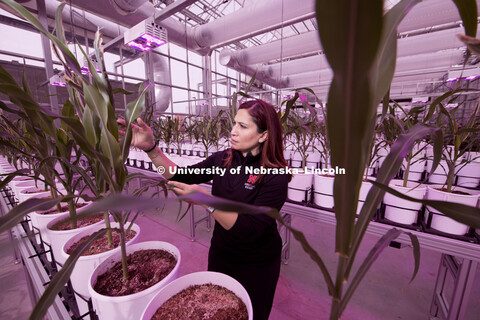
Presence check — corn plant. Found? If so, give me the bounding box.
[314,0,480,318]
[424,90,480,192]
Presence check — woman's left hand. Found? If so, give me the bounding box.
[167,181,209,205]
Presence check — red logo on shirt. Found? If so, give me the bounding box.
[247,175,257,184]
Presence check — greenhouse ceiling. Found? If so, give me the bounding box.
[1,0,479,102]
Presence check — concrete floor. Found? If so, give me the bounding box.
[1,193,480,319]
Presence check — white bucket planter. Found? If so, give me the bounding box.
[283,150,292,164]
[31,200,89,244]
[291,151,303,168]
[426,185,480,235]
[10,179,37,198]
[17,185,53,203]
[427,160,448,184]
[456,161,480,188]
[193,145,205,158]
[357,180,373,215]
[141,271,253,320]
[306,151,321,169]
[383,180,426,225]
[402,158,426,182]
[88,241,180,320]
[45,210,104,265]
[62,223,141,318]
[288,172,312,202]
[313,174,334,209]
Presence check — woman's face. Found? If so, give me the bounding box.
[230,109,267,157]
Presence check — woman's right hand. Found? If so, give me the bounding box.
[117,117,155,151]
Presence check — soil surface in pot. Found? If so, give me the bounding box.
[23,188,50,194]
[152,284,248,320]
[94,249,176,297]
[435,187,471,195]
[50,214,104,231]
[41,202,88,215]
[66,229,136,256]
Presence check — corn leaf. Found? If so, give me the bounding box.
[316,0,383,256]
[0,197,64,234]
[29,229,107,320]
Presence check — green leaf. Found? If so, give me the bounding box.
[339,228,418,314]
[345,124,438,280]
[452,0,478,37]
[122,83,148,161]
[0,197,64,234]
[370,180,480,228]
[29,229,107,320]
[316,0,384,256]
[372,0,422,103]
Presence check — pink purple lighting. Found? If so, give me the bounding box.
[81,66,101,74]
[126,33,166,52]
[51,81,66,87]
[446,77,459,82]
[465,75,479,80]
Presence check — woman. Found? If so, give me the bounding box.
[119,99,290,320]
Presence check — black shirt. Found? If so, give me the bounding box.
[170,148,288,264]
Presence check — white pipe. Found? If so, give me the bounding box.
[266,47,464,81]
[397,26,468,57]
[193,0,315,48]
[219,30,321,68]
[398,0,480,33]
[66,0,207,54]
[150,53,172,113]
[43,0,172,111]
[109,0,149,15]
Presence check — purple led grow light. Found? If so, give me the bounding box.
[51,81,66,87]
[126,33,166,52]
[465,75,479,80]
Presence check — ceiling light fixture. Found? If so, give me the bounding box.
[124,17,168,52]
[49,74,66,87]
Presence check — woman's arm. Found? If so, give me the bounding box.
[167,181,238,230]
[118,117,177,179]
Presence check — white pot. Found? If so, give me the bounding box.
[88,241,180,320]
[383,180,426,225]
[426,185,479,235]
[357,180,373,215]
[31,200,89,245]
[306,151,321,169]
[456,161,480,188]
[62,223,141,318]
[291,151,303,168]
[141,271,253,320]
[10,179,37,198]
[313,174,334,208]
[287,172,312,202]
[17,185,54,204]
[45,210,104,265]
[402,158,426,182]
[427,160,449,184]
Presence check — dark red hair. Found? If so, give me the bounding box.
[224,99,290,183]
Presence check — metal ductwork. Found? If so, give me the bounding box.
[397,25,468,57]
[219,30,321,68]
[222,24,469,73]
[149,53,171,113]
[397,0,480,33]
[32,0,173,112]
[265,47,464,83]
[67,0,208,55]
[109,0,149,15]
[193,0,315,49]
